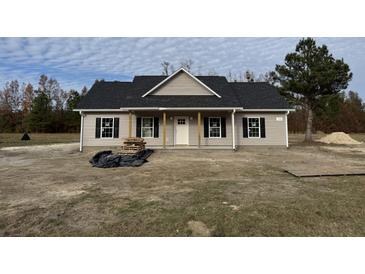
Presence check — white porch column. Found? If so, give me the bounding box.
[79,111,84,152]
[231,109,236,150]
[285,110,289,148]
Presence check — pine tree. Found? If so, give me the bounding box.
[66,90,81,110]
[274,38,352,142]
[64,90,81,132]
[26,92,53,132]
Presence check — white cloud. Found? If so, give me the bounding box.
[0,37,364,97]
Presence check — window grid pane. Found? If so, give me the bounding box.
[209,127,220,137]
[209,118,220,128]
[141,117,154,138]
[142,128,153,138]
[209,117,221,138]
[248,118,260,138]
[142,118,153,127]
[101,118,113,138]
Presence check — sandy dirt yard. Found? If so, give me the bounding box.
[0,142,364,236]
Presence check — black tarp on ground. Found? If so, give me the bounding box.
[89,149,153,168]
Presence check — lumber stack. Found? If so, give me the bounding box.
[120,137,146,154]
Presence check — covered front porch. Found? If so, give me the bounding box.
[123,108,239,150]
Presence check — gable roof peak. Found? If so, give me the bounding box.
[141,67,222,98]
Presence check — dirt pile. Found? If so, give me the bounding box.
[318,132,362,145]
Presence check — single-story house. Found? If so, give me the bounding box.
[75,68,293,151]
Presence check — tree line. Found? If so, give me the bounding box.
[1,38,364,139]
[0,75,86,133]
[161,59,275,83]
[161,52,364,140]
[288,90,365,133]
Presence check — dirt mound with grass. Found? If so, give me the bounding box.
[318,132,362,145]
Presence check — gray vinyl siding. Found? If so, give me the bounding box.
[235,112,287,146]
[133,111,232,147]
[82,111,287,148]
[132,112,164,146]
[83,113,129,146]
[151,72,214,96]
[200,112,232,146]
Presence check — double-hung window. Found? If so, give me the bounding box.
[101,118,114,138]
[141,117,154,138]
[248,117,260,138]
[209,117,221,138]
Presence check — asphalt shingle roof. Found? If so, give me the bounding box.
[77,75,290,110]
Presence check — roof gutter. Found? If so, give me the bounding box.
[119,107,244,111]
[73,107,295,112]
[73,109,129,112]
[240,108,295,112]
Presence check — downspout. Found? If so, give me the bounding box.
[79,111,84,152]
[285,110,289,148]
[231,109,236,150]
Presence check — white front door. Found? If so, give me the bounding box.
[174,116,189,145]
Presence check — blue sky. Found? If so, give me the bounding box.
[0,37,364,98]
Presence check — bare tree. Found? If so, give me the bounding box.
[38,74,48,95]
[81,86,88,96]
[227,70,233,82]
[180,59,194,72]
[22,83,34,113]
[0,80,21,130]
[46,78,64,110]
[257,71,276,85]
[0,80,21,112]
[244,70,255,82]
[161,61,170,76]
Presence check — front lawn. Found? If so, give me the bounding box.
[0,140,364,236]
[0,133,79,148]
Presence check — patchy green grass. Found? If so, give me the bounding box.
[0,133,79,148]
[96,177,365,237]
[0,134,364,236]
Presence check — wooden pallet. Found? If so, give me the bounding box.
[120,137,146,154]
[124,137,145,143]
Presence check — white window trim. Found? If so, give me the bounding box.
[100,117,114,139]
[141,117,154,138]
[208,117,222,138]
[247,117,261,139]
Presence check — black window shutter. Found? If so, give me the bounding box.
[221,117,226,138]
[243,117,248,138]
[260,117,266,138]
[204,117,209,138]
[113,117,119,138]
[136,117,141,137]
[95,118,101,138]
[154,117,159,138]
